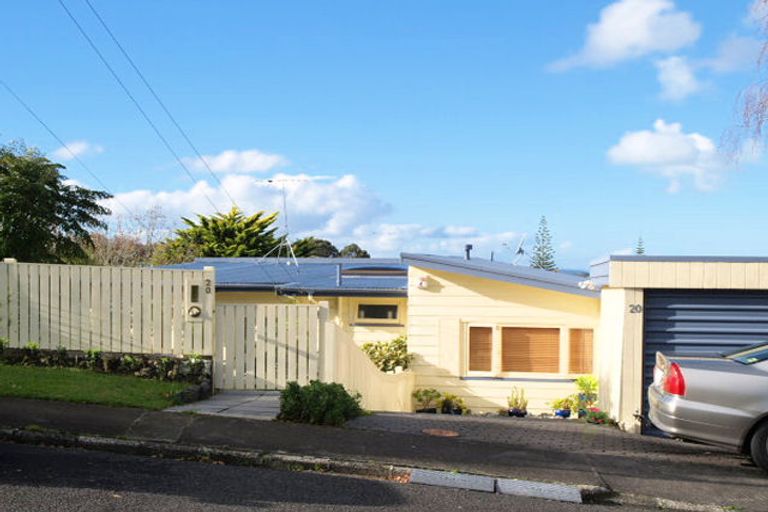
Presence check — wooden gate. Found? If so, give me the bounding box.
[214,303,327,390]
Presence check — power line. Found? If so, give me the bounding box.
[0,78,135,217]
[82,0,238,209]
[56,0,222,213]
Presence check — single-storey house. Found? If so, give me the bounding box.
[172,253,768,434]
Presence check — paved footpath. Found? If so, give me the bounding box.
[1,397,766,510]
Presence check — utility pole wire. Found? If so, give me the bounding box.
[83,0,238,209]
[0,78,135,217]
[57,0,221,213]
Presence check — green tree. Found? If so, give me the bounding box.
[152,207,279,264]
[292,237,340,258]
[635,237,646,255]
[529,216,558,271]
[339,243,370,258]
[0,144,111,263]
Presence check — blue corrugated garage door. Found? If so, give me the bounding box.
[642,290,768,432]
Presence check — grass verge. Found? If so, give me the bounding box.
[0,363,187,409]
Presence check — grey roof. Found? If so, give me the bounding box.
[400,253,599,298]
[609,255,768,263]
[164,258,407,297]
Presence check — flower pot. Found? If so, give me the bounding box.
[450,407,463,415]
[554,409,571,419]
[507,408,527,418]
[416,407,437,414]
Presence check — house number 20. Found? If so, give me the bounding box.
[629,304,643,314]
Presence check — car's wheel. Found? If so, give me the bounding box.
[750,421,768,473]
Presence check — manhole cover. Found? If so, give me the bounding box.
[422,428,459,438]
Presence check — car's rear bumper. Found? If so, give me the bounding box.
[647,385,742,450]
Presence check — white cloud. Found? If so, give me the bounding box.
[106,172,389,238]
[559,241,573,250]
[705,35,761,73]
[350,223,520,256]
[182,149,288,174]
[655,56,701,101]
[52,140,104,161]
[551,0,700,70]
[104,171,524,257]
[607,119,731,192]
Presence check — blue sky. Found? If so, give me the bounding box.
[2,0,767,268]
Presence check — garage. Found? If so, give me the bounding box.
[642,289,768,431]
[591,255,768,433]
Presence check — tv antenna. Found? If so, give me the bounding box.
[256,176,334,268]
[503,235,527,265]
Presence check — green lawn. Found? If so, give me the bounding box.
[0,364,188,409]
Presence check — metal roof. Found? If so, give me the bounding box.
[163,258,407,297]
[609,255,768,263]
[400,253,599,298]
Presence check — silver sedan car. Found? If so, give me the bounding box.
[648,342,768,472]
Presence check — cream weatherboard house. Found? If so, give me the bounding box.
[172,253,768,435]
[171,254,602,417]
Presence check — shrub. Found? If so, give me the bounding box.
[0,337,9,352]
[439,393,466,414]
[82,349,102,370]
[361,336,413,372]
[119,354,142,373]
[278,380,363,426]
[584,407,615,426]
[507,387,528,410]
[412,388,441,410]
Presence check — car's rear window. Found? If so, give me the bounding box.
[725,344,768,365]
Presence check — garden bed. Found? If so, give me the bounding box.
[0,363,189,409]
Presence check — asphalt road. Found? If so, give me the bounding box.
[0,442,652,511]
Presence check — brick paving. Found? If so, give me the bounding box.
[348,412,730,458]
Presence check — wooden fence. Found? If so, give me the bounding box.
[214,303,327,390]
[0,260,215,355]
[0,261,415,409]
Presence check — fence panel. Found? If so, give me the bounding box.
[0,262,215,356]
[215,303,322,390]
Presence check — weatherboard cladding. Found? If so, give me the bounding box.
[400,253,599,297]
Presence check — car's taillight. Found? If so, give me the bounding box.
[663,362,686,396]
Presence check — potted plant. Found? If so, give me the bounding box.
[551,396,575,419]
[507,387,528,417]
[412,388,441,413]
[439,393,466,415]
[574,376,598,418]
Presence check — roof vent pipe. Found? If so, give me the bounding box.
[336,264,342,287]
[464,244,473,260]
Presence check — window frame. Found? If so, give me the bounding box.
[463,322,596,379]
[464,324,496,377]
[354,303,400,325]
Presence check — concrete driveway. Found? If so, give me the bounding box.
[166,390,280,420]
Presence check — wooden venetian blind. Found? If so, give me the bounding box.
[501,327,560,373]
[468,326,493,372]
[569,329,594,374]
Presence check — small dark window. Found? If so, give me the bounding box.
[357,304,398,320]
[190,285,200,303]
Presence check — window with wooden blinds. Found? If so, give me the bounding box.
[468,326,493,372]
[569,329,593,374]
[501,327,560,373]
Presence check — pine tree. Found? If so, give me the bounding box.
[152,207,280,264]
[635,237,646,255]
[530,216,557,271]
